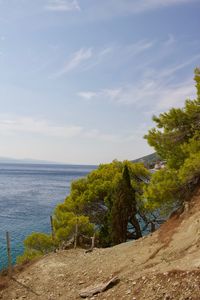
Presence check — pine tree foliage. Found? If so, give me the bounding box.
[144,68,200,211]
[53,160,149,246]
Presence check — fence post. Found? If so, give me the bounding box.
[50,216,55,241]
[6,231,12,277]
[74,217,78,249]
[91,234,95,251]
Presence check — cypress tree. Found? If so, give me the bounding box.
[111,165,141,245]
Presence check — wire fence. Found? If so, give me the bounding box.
[0,230,24,272]
[1,212,164,275]
[0,216,96,276]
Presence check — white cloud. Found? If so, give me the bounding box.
[98,47,113,57]
[77,91,97,100]
[45,0,80,12]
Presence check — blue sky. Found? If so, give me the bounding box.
[0,0,199,164]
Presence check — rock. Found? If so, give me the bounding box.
[80,276,119,298]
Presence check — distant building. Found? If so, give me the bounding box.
[150,161,166,173]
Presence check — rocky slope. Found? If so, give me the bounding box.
[1,186,200,300]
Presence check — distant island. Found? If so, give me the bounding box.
[0,153,158,166]
[0,157,60,165]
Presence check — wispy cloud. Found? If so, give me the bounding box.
[0,117,83,138]
[45,0,80,12]
[83,129,120,143]
[164,34,176,46]
[0,116,125,143]
[78,33,199,113]
[158,54,200,78]
[127,0,196,13]
[78,84,154,105]
[84,0,197,20]
[78,77,196,111]
[57,39,153,78]
[51,46,114,77]
[78,50,198,114]
[52,48,92,77]
[125,40,154,56]
[155,81,195,110]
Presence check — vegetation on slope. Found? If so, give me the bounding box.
[18,68,200,264]
[132,152,160,168]
[53,160,150,247]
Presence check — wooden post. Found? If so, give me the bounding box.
[151,222,156,233]
[91,234,95,251]
[6,231,12,277]
[74,217,78,249]
[50,216,55,241]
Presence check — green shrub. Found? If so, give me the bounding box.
[17,249,43,264]
[17,232,56,264]
[24,232,55,254]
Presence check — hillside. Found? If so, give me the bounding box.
[1,185,200,299]
[132,153,160,166]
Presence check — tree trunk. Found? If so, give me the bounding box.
[130,215,142,239]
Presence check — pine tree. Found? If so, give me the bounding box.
[144,68,200,211]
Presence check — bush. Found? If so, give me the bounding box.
[17,249,43,265]
[24,232,55,254]
[17,232,56,264]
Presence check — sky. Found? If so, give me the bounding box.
[0,0,199,164]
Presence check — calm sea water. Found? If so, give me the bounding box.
[0,163,96,269]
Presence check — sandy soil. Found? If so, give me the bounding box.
[1,186,200,300]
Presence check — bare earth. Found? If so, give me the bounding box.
[1,186,200,300]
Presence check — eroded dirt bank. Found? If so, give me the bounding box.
[1,186,200,300]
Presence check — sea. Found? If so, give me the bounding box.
[0,163,96,270]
